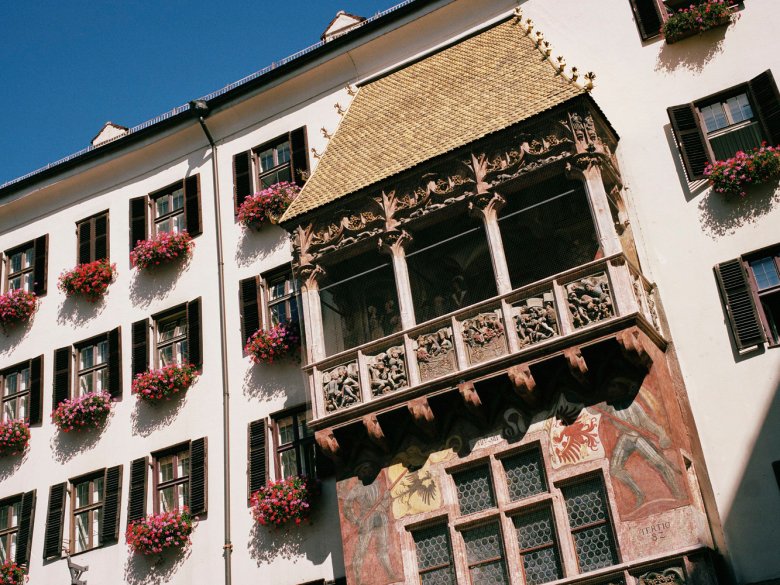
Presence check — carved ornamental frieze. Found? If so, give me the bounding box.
[367,345,408,397]
[565,273,614,329]
[323,362,361,412]
[638,567,686,585]
[513,293,559,347]
[461,310,506,364]
[415,327,456,382]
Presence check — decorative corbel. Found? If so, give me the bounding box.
[468,192,506,222]
[408,397,437,438]
[371,189,401,233]
[467,153,490,195]
[363,414,390,453]
[507,364,541,408]
[563,346,589,388]
[616,327,653,372]
[458,381,487,426]
[334,102,346,116]
[345,85,357,96]
[321,127,332,139]
[297,263,326,291]
[378,229,413,257]
[311,147,321,159]
[315,429,342,464]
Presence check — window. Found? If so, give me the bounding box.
[53,330,121,409]
[3,235,47,295]
[154,447,190,513]
[70,474,104,553]
[412,524,455,584]
[141,439,207,516]
[562,478,619,572]
[152,182,186,235]
[668,70,780,180]
[0,498,21,564]
[462,522,508,584]
[273,407,315,479]
[1,363,29,422]
[128,175,201,251]
[76,338,110,397]
[514,507,563,585]
[239,268,300,347]
[131,299,202,376]
[156,310,188,367]
[233,127,308,212]
[76,211,109,264]
[628,0,667,41]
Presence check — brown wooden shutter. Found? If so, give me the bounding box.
[131,319,149,376]
[28,355,43,425]
[233,150,253,212]
[108,327,122,400]
[129,196,148,251]
[189,438,208,516]
[101,465,123,544]
[127,457,148,524]
[248,419,267,497]
[714,259,766,350]
[668,103,713,180]
[33,235,48,296]
[78,220,92,264]
[748,69,780,146]
[15,490,35,568]
[94,213,109,261]
[187,298,203,368]
[184,175,203,237]
[52,347,71,409]
[43,483,66,560]
[630,0,664,41]
[239,276,261,346]
[290,127,309,187]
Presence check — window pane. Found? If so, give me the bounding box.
[157,217,173,234]
[277,416,294,445]
[159,456,174,483]
[160,486,176,512]
[279,449,297,479]
[96,340,109,365]
[155,196,170,218]
[8,275,21,291]
[93,508,101,548]
[9,252,22,274]
[750,257,780,291]
[0,505,8,529]
[96,368,109,393]
[178,452,190,479]
[276,142,291,165]
[727,94,753,124]
[158,346,174,366]
[94,477,104,503]
[463,523,508,585]
[503,449,547,501]
[2,401,15,422]
[76,482,90,508]
[17,395,27,420]
[4,373,17,396]
[80,347,94,370]
[75,512,89,552]
[259,148,275,171]
[78,372,93,396]
[301,442,316,477]
[158,316,187,342]
[571,524,617,572]
[268,279,286,300]
[414,525,455,584]
[563,479,608,529]
[269,303,286,327]
[171,188,184,211]
[701,103,728,133]
[172,213,185,234]
[760,291,780,345]
[454,466,495,515]
[562,478,618,573]
[298,415,312,438]
[0,534,6,563]
[514,508,562,585]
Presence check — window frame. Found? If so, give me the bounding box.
[0,361,31,423]
[628,0,669,41]
[152,443,191,514]
[0,496,21,565]
[3,241,35,293]
[69,472,105,554]
[74,334,110,398]
[271,405,315,480]
[150,181,186,237]
[254,135,294,190]
[743,245,780,347]
[75,210,110,264]
[261,267,299,329]
[153,307,189,368]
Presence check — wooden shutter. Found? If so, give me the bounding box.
[28,355,43,425]
[127,457,148,524]
[94,213,109,261]
[43,483,66,560]
[239,276,261,346]
[184,175,203,237]
[52,347,71,409]
[290,127,309,187]
[101,465,123,544]
[668,103,713,180]
[131,319,149,376]
[78,220,92,264]
[15,490,35,567]
[33,235,48,296]
[748,69,780,146]
[187,298,203,368]
[233,150,253,212]
[714,259,766,350]
[629,0,663,41]
[189,438,208,516]
[108,327,122,400]
[129,196,148,251]
[248,420,268,497]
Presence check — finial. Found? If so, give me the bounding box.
[535,31,544,48]
[570,67,579,82]
[345,85,357,96]
[556,56,566,73]
[584,72,596,91]
[311,147,321,159]
[542,41,552,57]
[525,18,533,34]
[513,6,523,23]
[321,127,332,139]
[334,103,345,116]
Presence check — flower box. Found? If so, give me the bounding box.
[51,391,112,432]
[237,182,300,228]
[662,1,737,44]
[704,144,780,196]
[0,561,26,585]
[244,322,301,364]
[0,419,30,457]
[131,363,199,402]
[58,259,116,302]
[250,475,319,528]
[0,290,37,331]
[130,231,194,271]
[126,508,195,555]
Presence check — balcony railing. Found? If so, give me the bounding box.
[305,253,663,425]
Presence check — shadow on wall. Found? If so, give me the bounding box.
[655,25,727,73]
[131,394,188,437]
[57,295,106,327]
[234,224,289,268]
[0,450,28,482]
[50,412,113,463]
[129,258,191,309]
[698,180,780,239]
[0,318,34,357]
[124,545,191,585]
[242,360,299,403]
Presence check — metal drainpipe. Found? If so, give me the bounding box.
[189,99,233,585]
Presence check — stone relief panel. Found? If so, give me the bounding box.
[414,327,456,382]
[322,362,361,412]
[367,345,408,397]
[513,292,559,348]
[566,272,614,329]
[461,310,506,365]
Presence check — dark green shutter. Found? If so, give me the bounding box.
[108,327,122,399]
[290,127,309,187]
[714,259,766,350]
[94,213,109,261]
[668,103,713,180]
[129,196,148,251]
[52,347,71,409]
[184,175,202,237]
[33,235,48,296]
[630,0,663,41]
[248,419,267,497]
[187,298,202,368]
[28,355,43,425]
[101,465,123,544]
[78,220,92,264]
[233,150,253,212]
[131,319,149,376]
[43,483,66,560]
[15,490,35,567]
[749,69,780,146]
[239,277,260,346]
[127,457,148,523]
[189,438,208,516]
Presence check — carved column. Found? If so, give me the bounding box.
[379,230,416,330]
[469,192,513,295]
[566,157,621,257]
[298,264,327,364]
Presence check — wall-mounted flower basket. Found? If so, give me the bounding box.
[244,322,301,364]
[250,475,319,528]
[51,391,112,432]
[704,144,780,196]
[126,508,195,555]
[130,231,194,271]
[662,1,737,44]
[0,561,26,585]
[237,182,300,229]
[0,419,31,457]
[0,289,38,332]
[58,259,117,302]
[131,363,199,402]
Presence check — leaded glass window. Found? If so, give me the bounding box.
[413,524,455,585]
[462,523,508,585]
[503,449,546,502]
[514,507,563,585]
[454,466,495,516]
[562,478,618,572]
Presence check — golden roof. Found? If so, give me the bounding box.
[281,18,583,222]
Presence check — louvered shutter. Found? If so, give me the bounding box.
[15,490,35,567]
[714,259,766,350]
[101,466,123,544]
[127,457,148,523]
[187,298,203,368]
[184,175,202,237]
[233,150,253,212]
[239,277,261,346]
[189,438,208,516]
[33,235,48,296]
[78,220,92,264]
[108,327,122,400]
[94,213,109,261]
[129,196,148,251]
[748,70,780,146]
[630,0,663,41]
[290,127,309,187]
[248,419,267,497]
[668,103,713,180]
[43,483,66,560]
[28,355,43,425]
[131,319,149,376]
[52,347,71,409]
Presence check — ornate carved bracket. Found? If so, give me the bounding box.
[408,397,437,438]
[315,429,342,464]
[616,327,653,372]
[507,364,540,408]
[362,414,390,453]
[563,346,590,387]
[298,263,326,290]
[468,192,506,222]
[378,229,413,256]
[458,381,487,426]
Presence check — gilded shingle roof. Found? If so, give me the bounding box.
[281,18,584,222]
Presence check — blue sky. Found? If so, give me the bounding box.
[0,1,395,185]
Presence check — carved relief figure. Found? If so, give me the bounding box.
[415,327,456,381]
[368,346,407,397]
[461,311,506,363]
[323,363,361,412]
[566,273,614,328]
[514,295,558,347]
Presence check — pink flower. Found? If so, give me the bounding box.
[131,363,199,402]
[237,182,300,228]
[130,231,194,270]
